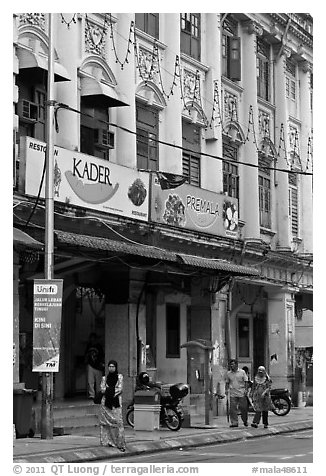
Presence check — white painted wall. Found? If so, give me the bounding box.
[155,292,189,385]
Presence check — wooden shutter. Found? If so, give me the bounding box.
[229,37,241,81]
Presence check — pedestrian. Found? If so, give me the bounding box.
[242,366,253,411]
[225,359,249,427]
[84,332,105,400]
[98,360,126,451]
[250,365,272,429]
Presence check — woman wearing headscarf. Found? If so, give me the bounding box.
[250,365,272,428]
[99,360,126,451]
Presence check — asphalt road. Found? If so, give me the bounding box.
[107,429,313,464]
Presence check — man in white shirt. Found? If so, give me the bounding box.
[225,359,249,427]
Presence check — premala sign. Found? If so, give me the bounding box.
[32,279,63,372]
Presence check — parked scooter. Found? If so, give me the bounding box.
[126,372,189,431]
[270,388,292,416]
[246,387,292,416]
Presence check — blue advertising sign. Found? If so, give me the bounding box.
[32,279,63,372]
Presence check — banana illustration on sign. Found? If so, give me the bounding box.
[65,170,119,205]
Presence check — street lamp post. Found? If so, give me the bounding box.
[41,12,55,440]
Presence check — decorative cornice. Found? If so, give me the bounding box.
[300,60,313,74]
[243,20,263,37]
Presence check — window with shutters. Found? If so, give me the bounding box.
[80,99,112,161]
[288,172,299,236]
[256,38,270,102]
[258,155,272,228]
[221,15,241,81]
[16,75,47,142]
[136,102,159,171]
[180,13,201,61]
[286,59,296,101]
[182,121,201,187]
[223,142,239,199]
[135,13,159,38]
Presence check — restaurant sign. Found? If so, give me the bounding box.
[32,279,63,372]
[151,175,239,238]
[21,137,149,221]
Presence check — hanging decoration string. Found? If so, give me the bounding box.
[305,134,313,173]
[245,105,259,148]
[133,31,158,83]
[276,123,291,168]
[207,80,223,129]
[155,48,179,99]
[108,13,134,70]
[291,129,304,172]
[60,13,77,29]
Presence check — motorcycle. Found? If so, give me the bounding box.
[126,373,189,431]
[270,388,292,416]
[247,387,292,416]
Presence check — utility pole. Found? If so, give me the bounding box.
[41,12,55,440]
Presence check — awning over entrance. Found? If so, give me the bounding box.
[54,230,259,278]
[17,47,71,82]
[177,254,259,276]
[13,227,43,249]
[80,77,129,108]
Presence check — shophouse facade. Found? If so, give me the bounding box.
[13,13,313,424]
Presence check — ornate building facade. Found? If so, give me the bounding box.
[13,13,313,427]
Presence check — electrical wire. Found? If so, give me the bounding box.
[55,102,312,176]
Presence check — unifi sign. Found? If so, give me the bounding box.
[34,284,58,295]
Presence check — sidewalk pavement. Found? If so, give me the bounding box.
[13,406,313,463]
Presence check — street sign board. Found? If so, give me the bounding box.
[32,279,63,372]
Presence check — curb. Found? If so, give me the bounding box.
[14,420,313,464]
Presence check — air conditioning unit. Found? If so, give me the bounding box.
[94,129,115,149]
[17,99,38,122]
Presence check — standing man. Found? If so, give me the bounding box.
[225,359,249,427]
[84,332,105,400]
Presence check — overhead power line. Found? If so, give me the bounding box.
[55,102,313,176]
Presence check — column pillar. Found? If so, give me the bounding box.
[55,13,80,150]
[160,13,183,174]
[116,13,137,168]
[274,46,292,250]
[266,287,295,390]
[211,289,228,415]
[202,13,223,192]
[298,61,313,253]
[240,22,260,239]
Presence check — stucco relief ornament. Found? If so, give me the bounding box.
[85,22,106,57]
[138,47,158,82]
[245,20,263,37]
[19,13,45,30]
[183,71,197,102]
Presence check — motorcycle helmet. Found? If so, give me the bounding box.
[138,371,150,385]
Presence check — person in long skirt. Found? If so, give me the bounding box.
[99,360,126,451]
[250,365,272,429]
